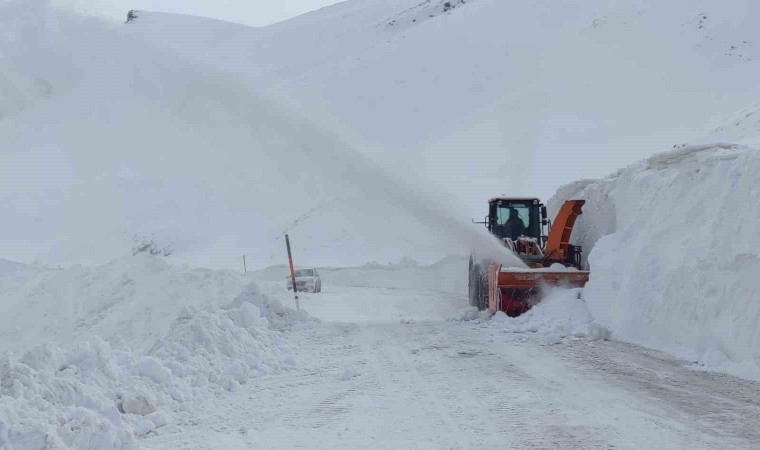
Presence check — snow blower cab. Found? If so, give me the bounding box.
[469,198,590,316]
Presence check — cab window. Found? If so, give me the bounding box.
[496,205,531,227]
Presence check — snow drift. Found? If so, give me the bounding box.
[456,288,611,345]
[0,256,253,354]
[549,144,760,379]
[0,256,306,449]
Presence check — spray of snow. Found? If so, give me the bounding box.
[454,288,611,345]
[492,288,610,345]
[0,0,521,271]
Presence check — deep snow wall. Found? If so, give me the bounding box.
[549,145,760,377]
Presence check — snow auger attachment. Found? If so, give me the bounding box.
[469,198,590,317]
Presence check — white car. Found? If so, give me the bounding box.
[286,268,322,293]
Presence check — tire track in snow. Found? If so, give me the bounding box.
[143,286,760,449]
[369,324,472,449]
[547,338,760,447]
[396,322,609,449]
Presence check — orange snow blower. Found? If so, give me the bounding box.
[469,198,590,316]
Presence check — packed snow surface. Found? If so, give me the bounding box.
[549,145,760,379]
[145,270,760,449]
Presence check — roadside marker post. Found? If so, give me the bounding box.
[285,234,300,311]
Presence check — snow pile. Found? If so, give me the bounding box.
[0,271,303,448]
[452,307,481,322]
[0,259,26,277]
[0,256,254,354]
[550,145,760,378]
[490,289,610,345]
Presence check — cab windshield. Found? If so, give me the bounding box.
[295,269,314,277]
[489,201,540,241]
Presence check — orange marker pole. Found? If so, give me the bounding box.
[285,234,300,311]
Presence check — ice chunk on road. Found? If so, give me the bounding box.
[121,390,157,416]
[135,356,172,384]
[135,411,168,436]
[452,307,480,322]
[341,368,360,381]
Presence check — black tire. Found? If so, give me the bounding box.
[477,273,489,311]
[468,256,481,309]
[316,281,322,293]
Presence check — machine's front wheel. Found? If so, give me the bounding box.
[477,273,489,311]
[469,257,480,309]
[469,257,488,310]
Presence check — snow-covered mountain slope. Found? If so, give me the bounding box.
[1,1,522,270]
[124,0,760,207]
[548,145,760,379]
[3,0,760,269]
[699,100,760,148]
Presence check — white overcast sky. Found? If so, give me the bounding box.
[52,0,342,26]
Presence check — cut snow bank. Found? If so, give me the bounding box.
[0,257,309,448]
[549,144,760,380]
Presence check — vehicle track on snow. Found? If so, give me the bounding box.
[548,338,760,447]
[393,322,610,449]
[143,287,760,450]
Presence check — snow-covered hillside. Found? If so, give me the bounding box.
[4,0,760,269]
[548,144,760,379]
[700,100,760,148]
[0,0,521,270]
[125,0,760,207]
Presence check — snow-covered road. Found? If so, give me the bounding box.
[143,284,760,449]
